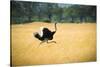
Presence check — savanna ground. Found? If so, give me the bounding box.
[11,22,96,66]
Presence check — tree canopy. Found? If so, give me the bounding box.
[11,1,96,24]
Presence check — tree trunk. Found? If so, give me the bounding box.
[71,16,74,23]
[48,14,52,22]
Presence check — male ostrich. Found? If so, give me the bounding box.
[34,23,57,44]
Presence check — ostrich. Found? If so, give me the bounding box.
[33,23,57,44]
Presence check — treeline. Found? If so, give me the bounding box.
[10,1,96,24]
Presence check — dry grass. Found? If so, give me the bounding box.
[11,22,96,66]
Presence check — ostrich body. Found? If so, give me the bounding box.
[34,23,57,44]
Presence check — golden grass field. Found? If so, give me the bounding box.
[11,22,96,66]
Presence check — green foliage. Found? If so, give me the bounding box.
[11,1,96,24]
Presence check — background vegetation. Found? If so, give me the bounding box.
[10,1,96,24]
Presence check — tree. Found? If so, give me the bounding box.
[11,1,96,24]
